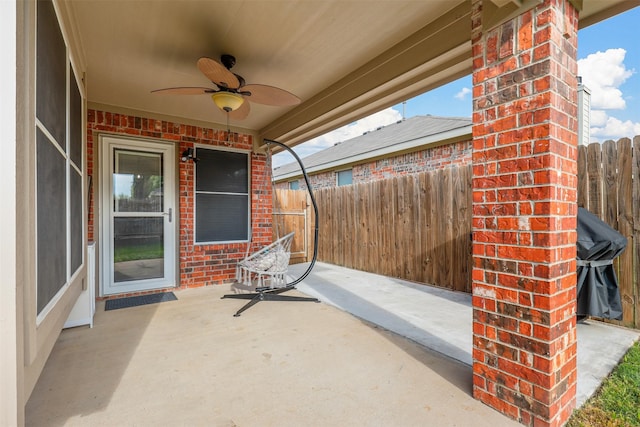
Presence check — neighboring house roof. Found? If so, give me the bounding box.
[273,115,472,181]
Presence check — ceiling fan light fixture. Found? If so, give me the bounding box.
[211,92,244,112]
[153,56,300,121]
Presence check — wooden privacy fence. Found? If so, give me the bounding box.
[280,167,473,293]
[274,136,639,328]
[577,137,640,328]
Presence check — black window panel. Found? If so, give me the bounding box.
[196,194,248,242]
[69,66,82,168]
[37,129,67,314]
[195,149,248,193]
[36,0,67,147]
[70,169,83,276]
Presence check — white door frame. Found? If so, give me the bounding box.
[99,135,177,296]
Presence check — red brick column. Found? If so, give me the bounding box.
[471,1,579,425]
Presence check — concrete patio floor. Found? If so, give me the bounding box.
[292,262,640,407]
[26,262,639,426]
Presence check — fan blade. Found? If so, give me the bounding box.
[197,57,240,89]
[151,87,214,95]
[241,84,301,106]
[228,99,250,120]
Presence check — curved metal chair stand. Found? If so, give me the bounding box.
[222,139,320,317]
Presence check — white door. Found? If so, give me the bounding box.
[101,136,176,295]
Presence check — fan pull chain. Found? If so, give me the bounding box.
[224,111,232,146]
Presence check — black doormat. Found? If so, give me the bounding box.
[105,292,177,311]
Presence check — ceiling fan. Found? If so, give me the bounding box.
[151,54,301,120]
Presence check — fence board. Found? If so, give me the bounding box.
[368,181,380,272]
[337,187,345,266]
[444,168,453,288]
[430,171,440,287]
[395,176,413,277]
[432,170,442,288]
[382,181,392,275]
[344,185,354,269]
[308,189,316,264]
[332,187,340,265]
[602,140,618,230]
[421,172,435,285]
[437,169,453,289]
[333,187,340,265]
[601,141,623,325]
[315,190,323,260]
[429,173,438,286]
[391,176,405,277]
[276,138,639,328]
[616,138,634,325]
[411,175,423,282]
[587,143,603,217]
[408,176,417,279]
[326,188,336,265]
[633,136,640,328]
[356,183,365,271]
[453,165,472,292]
[357,183,365,271]
[376,180,384,274]
[416,173,427,283]
[317,188,329,263]
[577,145,588,209]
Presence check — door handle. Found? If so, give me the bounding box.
[163,208,172,223]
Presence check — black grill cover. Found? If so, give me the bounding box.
[576,207,627,320]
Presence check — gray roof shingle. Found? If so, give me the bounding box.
[273,115,471,178]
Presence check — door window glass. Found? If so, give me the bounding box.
[114,150,163,213]
[113,217,164,282]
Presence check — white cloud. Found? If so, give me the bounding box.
[590,109,608,127]
[454,87,471,100]
[272,108,402,168]
[578,48,640,142]
[578,48,634,110]
[590,114,640,141]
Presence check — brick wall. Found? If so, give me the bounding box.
[306,171,339,190]
[354,140,471,182]
[470,0,578,426]
[277,139,472,190]
[87,109,272,291]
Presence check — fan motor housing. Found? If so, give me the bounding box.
[221,54,236,70]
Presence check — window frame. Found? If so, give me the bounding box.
[193,145,251,244]
[289,180,300,190]
[35,0,86,321]
[336,168,353,187]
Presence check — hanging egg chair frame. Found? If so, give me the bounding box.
[222,139,320,316]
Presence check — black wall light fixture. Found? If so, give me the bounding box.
[181,148,198,163]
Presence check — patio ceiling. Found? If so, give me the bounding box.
[57,0,638,148]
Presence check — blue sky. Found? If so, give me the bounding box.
[273,6,640,168]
